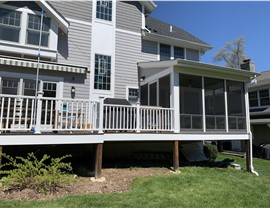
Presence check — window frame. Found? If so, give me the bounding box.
[96,0,112,22]
[259,89,270,106]
[249,91,259,108]
[159,43,171,61]
[94,54,112,91]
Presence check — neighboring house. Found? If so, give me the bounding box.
[248,70,270,147]
[0,1,258,177]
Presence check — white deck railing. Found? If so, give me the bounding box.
[0,94,175,134]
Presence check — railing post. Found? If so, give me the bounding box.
[136,101,140,133]
[34,90,43,134]
[98,97,104,134]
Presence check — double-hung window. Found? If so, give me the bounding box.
[160,44,171,60]
[259,89,270,106]
[27,14,50,47]
[0,8,21,42]
[174,46,185,59]
[96,1,112,21]
[94,54,111,90]
[249,91,258,107]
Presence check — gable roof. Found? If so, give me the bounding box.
[249,70,270,90]
[145,16,212,51]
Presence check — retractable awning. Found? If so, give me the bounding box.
[0,56,89,74]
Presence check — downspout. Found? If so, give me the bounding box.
[249,132,259,176]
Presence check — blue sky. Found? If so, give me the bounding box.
[151,1,270,72]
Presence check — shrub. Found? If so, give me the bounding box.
[204,144,218,162]
[0,152,73,194]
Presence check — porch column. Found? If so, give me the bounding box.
[94,143,103,179]
[202,77,206,132]
[224,80,229,132]
[245,140,251,172]
[244,82,251,133]
[170,71,180,133]
[173,141,179,171]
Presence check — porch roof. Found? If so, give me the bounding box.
[0,56,88,74]
[138,59,260,82]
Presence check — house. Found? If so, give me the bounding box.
[248,70,270,149]
[0,1,259,178]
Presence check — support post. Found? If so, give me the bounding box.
[202,77,206,132]
[245,140,251,172]
[98,97,104,134]
[173,141,179,171]
[35,89,43,134]
[170,71,180,133]
[136,102,140,133]
[95,143,103,179]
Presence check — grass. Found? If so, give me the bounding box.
[1,154,270,208]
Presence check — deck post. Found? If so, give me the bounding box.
[35,89,44,134]
[245,140,251,172]
[94,143,103,179]
[170,71,180,133]
[136,102,140,133]
[173,140,179,171]
[98,97,104,134]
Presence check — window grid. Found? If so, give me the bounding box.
[259,89,270,106]
[249,91,258,107]
[94,54,111,90]
[2,78,19,89]
[174,46,185,59]
[96,0,112,21]
[129,88,139,97]
[27,14,50,47]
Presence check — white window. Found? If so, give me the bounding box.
[94,54,111,90]
[27,14,50,47]
[249,91,258,107]
[160,44,171,61]
[0,8,21,42]
[128,88,139,104]
[96,0,112,21]
[259,89,270,106]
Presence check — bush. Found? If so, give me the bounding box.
[204,144,218,162]
[0,152,73,194]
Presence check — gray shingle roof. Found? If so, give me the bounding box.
[145,16,210,46]
[249,70,270,89]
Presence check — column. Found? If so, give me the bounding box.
[173,141,179,171]
[170,71,180,133]
[95,143,103,179]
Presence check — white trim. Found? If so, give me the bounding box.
[126,85,139,101]
[141,4,145,29]
[202,77,206,132]
[244,82,251,133]
[224,80,229,132]
[115,28,141,37]
[157,42,160,61]
[172,71,180,133]
[66,18,92,26]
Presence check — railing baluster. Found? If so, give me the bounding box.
[24,99,29,130]
[0,97,4,130]
[44,100,48,127]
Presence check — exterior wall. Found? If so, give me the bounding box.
[116,1,142,33]
[186,48,200,61]
[49,1,92,22]
[115,31,141,98]
[252,124,270,146]
[57,21,92,67]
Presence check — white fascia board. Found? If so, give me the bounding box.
[143,33,213,53]
[138,59,260,82]
[140,1,157,14]
[36,0,69,34]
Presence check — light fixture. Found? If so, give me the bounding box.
[140,76,145,82]
[71,86,75,93]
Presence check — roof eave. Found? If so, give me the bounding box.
[140,1,157,14]
[143,32,213,53]
[36,0,69,34]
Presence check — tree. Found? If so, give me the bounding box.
[213,37,247,69]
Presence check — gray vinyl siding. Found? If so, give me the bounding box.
[57,21,91,67]
[140,40,158,62]
[186,48,200,62]
[49,1,92,22]
[115,31,141,98]
[116,1,142,33]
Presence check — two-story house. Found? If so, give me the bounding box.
[0,1,259,178]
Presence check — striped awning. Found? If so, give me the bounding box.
[0,56,89,74]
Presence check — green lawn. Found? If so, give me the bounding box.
[1,155,270,208]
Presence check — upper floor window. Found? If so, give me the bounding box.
[174,46,185,59]
[259,89,270,106]
[94,54,111,90]
[0,8,21,42]
[160,44,171,61]
[249,91,258,107]
[96,1,112,21]
[27,14,50,47]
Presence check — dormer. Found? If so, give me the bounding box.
[0,1,69,60]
